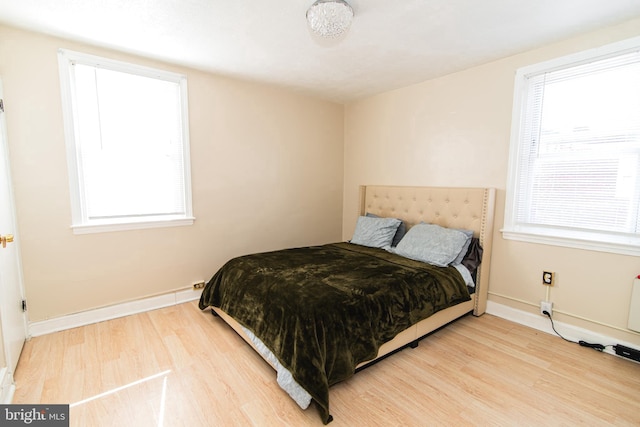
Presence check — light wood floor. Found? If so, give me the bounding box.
[13,301,640,426]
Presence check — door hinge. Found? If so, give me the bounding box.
[21,299,27,312]
[0,99,4,113]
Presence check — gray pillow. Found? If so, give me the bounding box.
[350,216,402,249]
[393,223,469,267]
[451,228,474,265]
[365,212,406,246]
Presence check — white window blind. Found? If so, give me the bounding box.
[58,49,194,233]
[504,37,640,255]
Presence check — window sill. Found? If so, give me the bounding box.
[71,217,195,235]
[501,228,640,257]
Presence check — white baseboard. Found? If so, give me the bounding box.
[486,300,639,359]
[29,288,203,337]
[0,367,15,404]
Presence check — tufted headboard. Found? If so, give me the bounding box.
[358,185,496,315]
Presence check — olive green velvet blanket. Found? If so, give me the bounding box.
[198,242,470,424]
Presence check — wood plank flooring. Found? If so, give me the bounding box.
[13,301,640,426]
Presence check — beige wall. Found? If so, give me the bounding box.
[0,329,5,368]
[0,25,344,322]
[343,17,640,346]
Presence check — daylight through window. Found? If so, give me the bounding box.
[58,49,193,233]
[503,37,640,255]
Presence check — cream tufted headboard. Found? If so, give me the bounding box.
[358,185,496,315]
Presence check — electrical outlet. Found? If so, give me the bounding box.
[540,301,553,316]
[542,271,554,286]
[193,281,206,290]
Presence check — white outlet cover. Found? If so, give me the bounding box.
[540,301,553,315]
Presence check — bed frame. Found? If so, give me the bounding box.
[211,185,496,380]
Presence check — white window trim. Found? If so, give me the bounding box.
[58,49,194,234]
[503,36,640,256]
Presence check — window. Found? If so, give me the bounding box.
[58,49,193,234]
[503,37,640,255]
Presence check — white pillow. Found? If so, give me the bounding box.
[350,216,401,249]
[393,223,469,267]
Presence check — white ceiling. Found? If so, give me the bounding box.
[1,0,640,103]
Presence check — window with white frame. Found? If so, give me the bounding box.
[503,37,640,255]
[58,49,194,234]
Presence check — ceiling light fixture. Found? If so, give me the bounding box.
[306,0,354,39]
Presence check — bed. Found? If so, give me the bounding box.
[199,185,496,424]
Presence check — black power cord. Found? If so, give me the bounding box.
[542,310,611,352]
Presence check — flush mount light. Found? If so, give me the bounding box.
[306,0,354,39]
